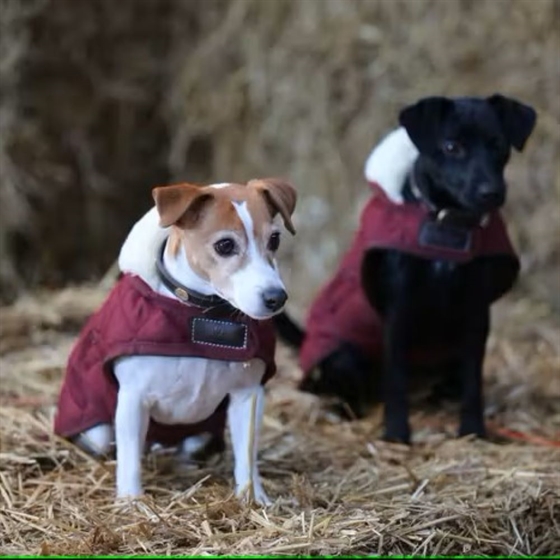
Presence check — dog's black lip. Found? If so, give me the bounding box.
[463,199,504,216]
[445,188,503,217]
[411,183,497,227]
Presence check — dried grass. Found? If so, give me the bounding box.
[1,287,559,556]
[1,0,559,554]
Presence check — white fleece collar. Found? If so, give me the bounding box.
[363,127,419,204]
[118,205,169,290]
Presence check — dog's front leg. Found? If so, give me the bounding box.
[457,305,489,438]
[383,308,412,444]
[114,390,150,499]
[228,385,271,507]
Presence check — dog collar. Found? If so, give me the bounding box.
[155,241,233,309]
[409,170,489,229]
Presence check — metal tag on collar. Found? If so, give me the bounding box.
[437,209,449,223]
[174,287,190,302]
[479,213,490,228]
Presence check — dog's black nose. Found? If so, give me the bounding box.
[262,288,288,312]
[478,183,503,204]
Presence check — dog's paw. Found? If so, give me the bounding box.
[113,496,159,521]
[458,421,487,440]
[235,480,273,507]
[113,494,141,512]
[383,422,411,445]
[383,434,411,445]
[116,486,143,501]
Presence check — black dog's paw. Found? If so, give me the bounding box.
[298,371,322,394]
[298,346,380,422]
[383,422,411,445]
[383,435,411,445]
[298,345,378,420]
[458,420,487,440]
[297,371,332,400]
[299,374,369,421]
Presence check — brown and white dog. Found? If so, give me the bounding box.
[53,178,297,506]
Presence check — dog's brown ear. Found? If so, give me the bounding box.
[152,183,214,228]
[249,177,297,235]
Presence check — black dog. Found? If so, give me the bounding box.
[275,94,537,443]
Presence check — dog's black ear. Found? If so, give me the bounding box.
[487,94,537,151]
[399,97,454,153]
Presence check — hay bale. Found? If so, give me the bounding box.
[1,4,558,551]
[166,0,560,319]
[0,0,558,317]
[0,0,177,302]
[0,286,559,555]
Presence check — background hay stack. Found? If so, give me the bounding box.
[0,0,558,318]
[0,1,559,555]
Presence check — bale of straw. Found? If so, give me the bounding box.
[1,3,558,552]
[0,0,558,316]
[0,0,178,301]
[165,0,560,319]
[0,285,559,555]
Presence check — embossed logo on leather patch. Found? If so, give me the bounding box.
[191,317,248,349]
[419,218,472,253]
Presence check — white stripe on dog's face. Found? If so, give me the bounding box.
[164,182,289,319]
[227,201,285,319]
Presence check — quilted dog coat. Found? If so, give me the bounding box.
[54,273,277,446]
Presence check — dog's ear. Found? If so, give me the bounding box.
[487,94,537,151]
[398,97,454,153]
[152,183,214,228]
[248,177,297,235]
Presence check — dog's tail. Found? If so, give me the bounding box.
[273,311,306,349]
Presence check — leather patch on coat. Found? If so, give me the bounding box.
[192,318,248,349]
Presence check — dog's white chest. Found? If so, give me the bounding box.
[114,355,266,425]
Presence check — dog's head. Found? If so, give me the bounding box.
[399,94,537,214]
[152,178,297,320]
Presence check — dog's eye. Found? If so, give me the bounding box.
[268,232,280,252]
[214,238,237,257]
[442,140,465,157]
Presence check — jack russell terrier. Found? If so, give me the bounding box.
[54,178,297,506]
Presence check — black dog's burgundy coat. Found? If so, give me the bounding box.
[299,181,519,375]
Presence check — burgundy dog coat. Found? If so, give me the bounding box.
[299,181,519,374]
[54,273,277,446]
